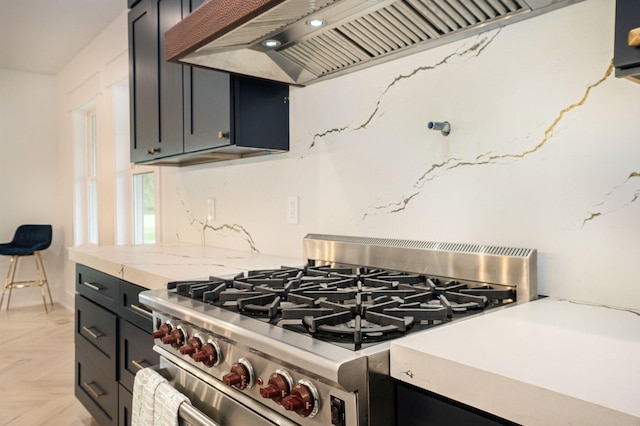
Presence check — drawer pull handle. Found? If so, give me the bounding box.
[82,326,104,339]
[82,281,102,292]
[130,304,153,319]
[629,27,640,47]
[82,381,105,399]
[132,359,147,370]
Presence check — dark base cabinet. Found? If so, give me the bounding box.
[75,332,118,425]
[119,318,157,391]
[74,264,157,426]
[396,383,519,426]
[119,385,133,426]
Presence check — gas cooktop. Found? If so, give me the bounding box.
[168,264,517,350]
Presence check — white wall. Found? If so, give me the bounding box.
[160,0,640,311]
[0,69,61,308]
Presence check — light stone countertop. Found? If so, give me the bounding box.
[68,243,303,289]
[390,297,640,425]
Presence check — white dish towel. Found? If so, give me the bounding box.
[154,381,190,426]
[132,367,190,426]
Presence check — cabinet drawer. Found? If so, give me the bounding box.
[76,264,120,311]
[119,319,158,392]
[119,384,133,426]
[76,294,117,363]
[119,281,153,332]
[75,343,118,426]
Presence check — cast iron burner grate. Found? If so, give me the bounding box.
[167,265,516,350]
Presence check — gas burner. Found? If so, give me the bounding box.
[167,265,516,349]
[302,312,414,345]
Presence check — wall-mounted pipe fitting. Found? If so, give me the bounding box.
[428,121,451,136]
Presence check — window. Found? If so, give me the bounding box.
[133,171,156,244]
[86,109,99,245]
[74,104,100,246]
[74,81,160,247]
[113,81,159,245]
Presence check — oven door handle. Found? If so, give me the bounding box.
[147,365,221,426]
[179,403,220,426]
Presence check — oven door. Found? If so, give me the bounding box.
[153,351,298,426]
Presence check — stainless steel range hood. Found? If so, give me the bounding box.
[166,0,583,86]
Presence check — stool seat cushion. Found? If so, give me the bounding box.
[0,243,38,256]
[0,225,52,256]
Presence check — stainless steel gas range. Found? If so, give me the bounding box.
[139,234,537,426]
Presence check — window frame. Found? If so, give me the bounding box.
[131,166,160,244]
[86,108,99,245]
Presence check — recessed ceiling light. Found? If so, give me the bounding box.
[306,18,325,28]
[262,39,281,48]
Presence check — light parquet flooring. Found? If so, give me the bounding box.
[0,304,98,426]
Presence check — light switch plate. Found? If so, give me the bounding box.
[287,196,299,224]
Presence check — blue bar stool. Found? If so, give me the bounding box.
[0,225,54,313]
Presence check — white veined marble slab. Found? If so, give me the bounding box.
[69,243,303,289]
[390,298,640,425]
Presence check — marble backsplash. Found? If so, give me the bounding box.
[159,0,640,311]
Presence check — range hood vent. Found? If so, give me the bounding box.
[166,0,582,85]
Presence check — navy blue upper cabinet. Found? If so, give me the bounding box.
[128,0,184,163]
[614,0,640,82]
[128,0,290,166]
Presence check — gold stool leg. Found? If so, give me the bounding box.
[34,252,52,313]
[0,256,15,310]
[36,252,53,307]
[1,256,19,311]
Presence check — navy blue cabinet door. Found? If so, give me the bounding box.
[128,0,184,163]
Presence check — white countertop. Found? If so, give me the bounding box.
[390,298,640,425]
[68,244,303,289]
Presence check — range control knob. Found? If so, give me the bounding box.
[222,359,253,390]
[161,327,186,349]
[152,322,172,339]
[192,339,221,367]
[281,380,319,418]
[179,335,203,356]
[259,370,294,404]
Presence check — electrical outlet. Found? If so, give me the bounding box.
[287,196,299,224]
[207,198,215,221]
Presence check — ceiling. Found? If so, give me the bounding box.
[0,0,126,75]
